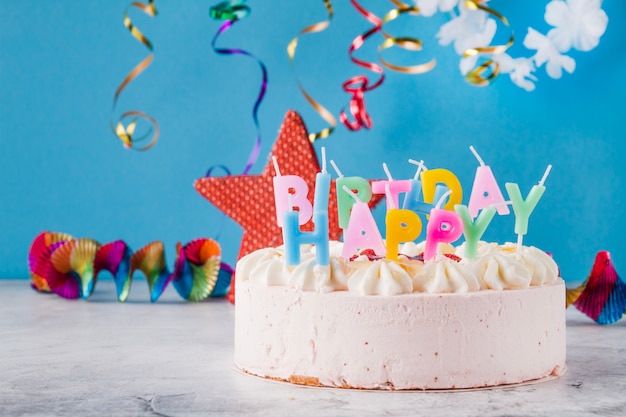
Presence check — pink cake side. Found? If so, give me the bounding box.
[234,280,566,390]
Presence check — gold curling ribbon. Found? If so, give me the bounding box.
[377,1,436,75]
[462,0,514,86]
[111,0,159,151]
[287,0,337,143]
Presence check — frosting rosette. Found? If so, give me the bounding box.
[347,257,413,295]
[413,256,481,293]
[236,247,293,286]
[466,253,532,290]
[497,243,560,286]
[288,256,348,293]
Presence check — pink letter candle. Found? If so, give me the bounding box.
[424,191,464,261]
[272,156,313,227]
[340,186,386,259]
[372,163,412,211]
[467,146,509,218]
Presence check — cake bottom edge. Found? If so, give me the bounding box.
[235,364,568,392]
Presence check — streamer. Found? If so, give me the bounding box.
[111,0,160,151]
[28,232,230,303]
[287,0,337,142]
[340,0,385,131]
[209,0,267,175]
[462,0,514,86]
[378,0,436,75]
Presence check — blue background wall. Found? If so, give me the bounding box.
[1,1,624,285]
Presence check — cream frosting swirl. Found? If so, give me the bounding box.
[413,256,481,293]
[347,257,413,295]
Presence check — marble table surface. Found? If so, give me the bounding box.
[1,279,624,417]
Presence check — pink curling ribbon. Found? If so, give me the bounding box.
[340,76,373,130]
[339,0,385,132]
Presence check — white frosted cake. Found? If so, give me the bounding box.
[234,241,566,390]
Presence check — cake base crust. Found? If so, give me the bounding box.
[234,281,566,390]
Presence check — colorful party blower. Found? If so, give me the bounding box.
[568,251,626,325]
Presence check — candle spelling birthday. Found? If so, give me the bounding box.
[272,146,551,266]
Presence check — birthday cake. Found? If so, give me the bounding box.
[232,135,565,390]
[234,240,565,390]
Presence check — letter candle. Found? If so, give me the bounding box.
[314,147,331,213]
[272,156,312,227]
[276,153,330,266]
[424,190,464,261]
[331,160,373,229]
[421,168,463,211]
[402,159,425,210]
[454,204,496,259]
[467,146,509,218]
[340,186,387,259]
[505,165,552,251]
[385,183,422,261]
[372,163,412,210]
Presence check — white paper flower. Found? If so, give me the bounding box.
[460,53,537,91]
[524,27,576,79]
[414,0,458,17]
[497,54,538,92]
[437,5,497,55]
[545,0,608,52]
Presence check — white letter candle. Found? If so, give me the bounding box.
[467,146,510,218]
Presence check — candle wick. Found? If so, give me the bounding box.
[385,183,396,210]
[330,159,343,178]
[287,192,293,211]
[469,145,486,167]
[435,189,452,209]
[272,156,281,176]
[408,159,427,180]
[342,185,362,203]
[538,164,552,186]
[321,147,327,174]
[516,234,523,251]
[382,162,393,181]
